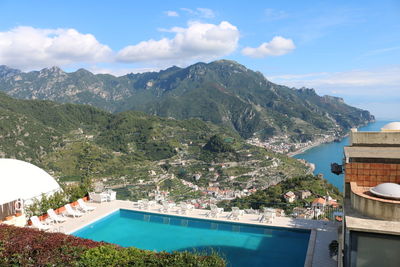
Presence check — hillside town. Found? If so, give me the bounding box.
[247,132,339,156]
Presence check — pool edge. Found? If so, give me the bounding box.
[304,229,317,267]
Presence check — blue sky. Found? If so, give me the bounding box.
[0,0,399,119]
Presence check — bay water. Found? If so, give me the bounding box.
[293,120,391,191]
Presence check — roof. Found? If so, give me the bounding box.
[285,191,295,197]
[312,198,326,204]
[0,159,61,205]
[328,200,339,207]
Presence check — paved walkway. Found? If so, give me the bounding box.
[50,200,338,267]
[312,230,338,267]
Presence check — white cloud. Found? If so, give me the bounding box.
[269,66,400,90]
[0,26,112,70]
[180,7,215,18]
[116,21,239,64]
[165,10,179,17]
[242,36,295,58]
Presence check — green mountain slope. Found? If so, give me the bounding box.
[0,60,374,140]
[0,93,308,200]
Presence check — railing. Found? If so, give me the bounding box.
[129,193,343,222]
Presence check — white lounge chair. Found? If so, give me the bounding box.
[89,192,108,203]
[160,201,176,213]
[65,204,83,218]
[227,207,244,220]
[206,204,224,218]
[258,208,276,223]
[104,189,117,201]
[77,199,96,212]
[137,199,149,209]
[30,216,51,231]
[177,203,189,215]
[47,209,66,223]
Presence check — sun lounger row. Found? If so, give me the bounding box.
[132,199,276,224]
[30,199,96,231]
[134,199,195,215]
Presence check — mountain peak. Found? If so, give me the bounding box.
[74,68,93,75]
[37,66,67,80]
[0,65,21,79]
[209,59,248,73]
[39,66,65,75]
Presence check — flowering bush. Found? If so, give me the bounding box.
[0,224,102,266]
[0,225,225,266]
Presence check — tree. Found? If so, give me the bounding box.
[203,135,234,153]
[76,142,97,192]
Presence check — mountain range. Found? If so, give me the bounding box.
[0,61,374,140]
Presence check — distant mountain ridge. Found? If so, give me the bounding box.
[0,60,374,139]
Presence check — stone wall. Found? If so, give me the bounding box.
[350,131,400,146]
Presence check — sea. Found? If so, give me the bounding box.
[293,120,392,191]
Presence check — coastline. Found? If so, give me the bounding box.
[287,120,375,158]
[287,136,336,157]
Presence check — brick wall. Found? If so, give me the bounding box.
[345,162,400,187]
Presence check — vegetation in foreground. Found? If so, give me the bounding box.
[0,224,225,267]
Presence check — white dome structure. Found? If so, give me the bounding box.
[370,183,400,200]
[381,122,400,132]
[0,159,62,205]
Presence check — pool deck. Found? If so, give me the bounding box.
[54,200,338,267]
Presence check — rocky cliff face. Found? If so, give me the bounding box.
[0,65,21,79]
[0,60,374,139]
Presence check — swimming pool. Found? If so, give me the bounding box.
[73,209,310,267]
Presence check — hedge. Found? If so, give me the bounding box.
[0,224,225,267]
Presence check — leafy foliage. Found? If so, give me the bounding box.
[0,224,101,266]
[203,135,235,153]
[80,245,225,267]
[0,225,225,267]
[25,185,88,217]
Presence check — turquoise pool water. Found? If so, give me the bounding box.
[73,209,310,267]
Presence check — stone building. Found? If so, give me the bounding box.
[340,122,400,267]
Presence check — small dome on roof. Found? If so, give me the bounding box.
[0,159,61,205]
[381,122,400,132]
[370,183,400,200]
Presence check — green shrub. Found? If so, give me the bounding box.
[79,245,225,267]
[203,135,235,153]
[0,225,225,267]
[25,184,88,217]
